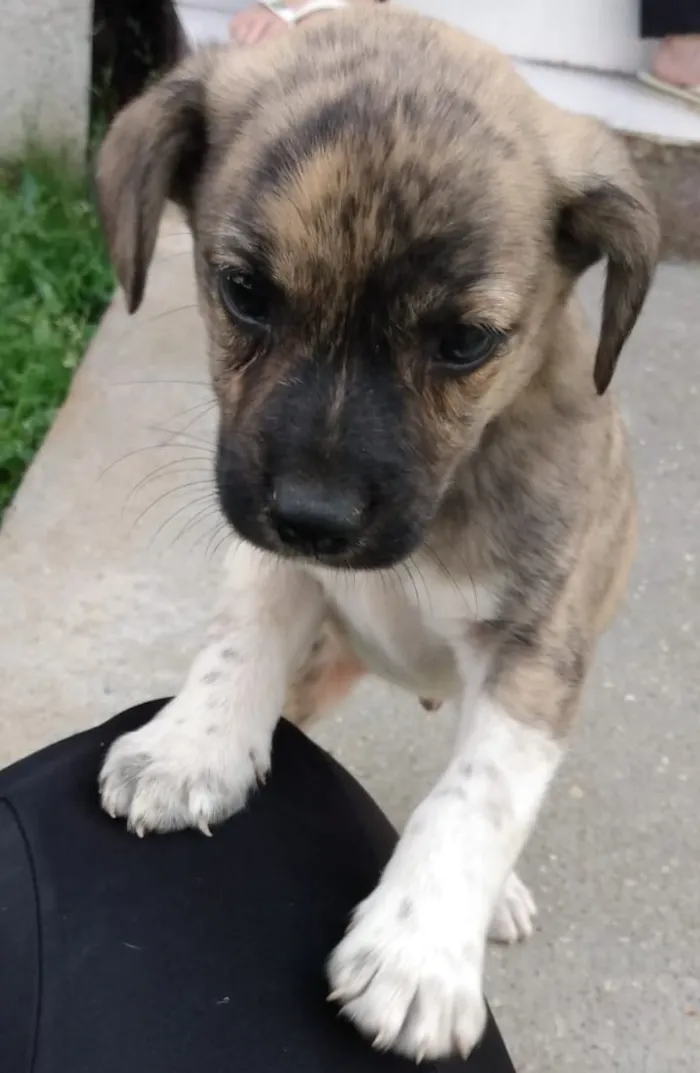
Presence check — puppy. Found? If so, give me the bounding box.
[96,8,658,1062]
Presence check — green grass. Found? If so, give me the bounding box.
[0,152,113,517]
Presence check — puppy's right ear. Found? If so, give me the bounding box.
[95,52,212,313]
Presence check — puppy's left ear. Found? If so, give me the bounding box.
[551,115,660,394]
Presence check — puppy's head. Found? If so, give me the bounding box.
[97,10,658,569]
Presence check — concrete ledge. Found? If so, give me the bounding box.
[624,136,700,262]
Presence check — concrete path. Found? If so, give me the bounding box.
[1,209,698,1072]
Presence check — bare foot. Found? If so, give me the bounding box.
[229,0,372,47]
[651,35,700,88]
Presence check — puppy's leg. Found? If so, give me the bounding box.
[100,543,325,835]
[328,638,583,1061]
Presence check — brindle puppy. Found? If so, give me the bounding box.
[97,8,658,1062]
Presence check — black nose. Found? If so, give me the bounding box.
[271,477,365,556]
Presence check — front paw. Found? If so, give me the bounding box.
[328,890,487,1062]
[99,700,269,836]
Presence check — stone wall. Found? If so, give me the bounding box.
[1,0,92,158]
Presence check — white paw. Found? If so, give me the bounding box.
[328,888,487,1062]
[488,871,537,944]
[99,699,270,836]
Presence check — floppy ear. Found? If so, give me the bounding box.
[551,116,660,394]
[95,52,212,313]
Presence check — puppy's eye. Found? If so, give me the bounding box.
[437,323,504,372]
[218,269,273,328]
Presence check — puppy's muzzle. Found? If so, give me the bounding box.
[271,475,368,558]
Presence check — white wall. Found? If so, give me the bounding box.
[0,0,92,158]
[400,0,652,74]
[183,0,654,73]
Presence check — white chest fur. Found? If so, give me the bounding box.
[306,557,497,699]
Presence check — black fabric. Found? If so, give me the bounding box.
[0,701,516,1073]
[641,0,700,38]
[0,801,39,1072]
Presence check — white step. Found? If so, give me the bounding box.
[516,61,700,145]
